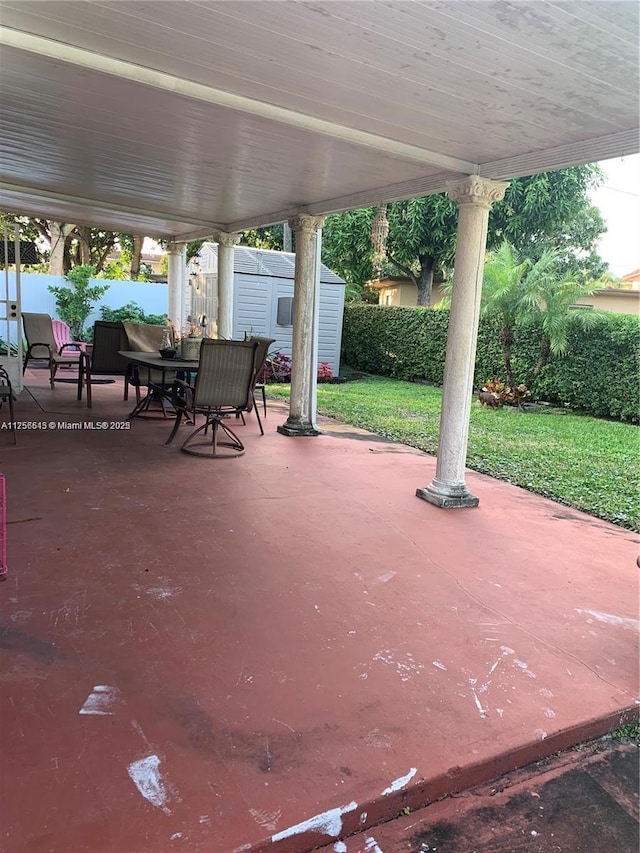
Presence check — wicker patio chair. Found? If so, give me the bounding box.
[22,312,82,388]
[165,338,259,458]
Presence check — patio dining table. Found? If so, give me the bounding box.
[118,351,200,420]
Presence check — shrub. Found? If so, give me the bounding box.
[341,303,640,422]
[260,353,333,383]
[317,362,333,383]
[100,302,168,326]
[48,265,109,341]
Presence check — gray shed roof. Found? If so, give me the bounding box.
[205,245,345,286]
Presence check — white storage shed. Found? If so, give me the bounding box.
[190,245,346,376]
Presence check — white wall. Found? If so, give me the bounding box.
[12,272,168,341]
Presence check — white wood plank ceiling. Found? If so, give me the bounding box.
[0,1,637,239]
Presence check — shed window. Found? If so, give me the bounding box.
[277,296,294,326]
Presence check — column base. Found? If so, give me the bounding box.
[277,417,320,437]
[416,478,479,509]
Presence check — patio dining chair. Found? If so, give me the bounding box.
[245,335,276,435]
[165,338,259,458]
[79,321,129,408]
[22,312,82,388]
[123,322,178,413]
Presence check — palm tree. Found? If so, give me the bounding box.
[481,241,600,388]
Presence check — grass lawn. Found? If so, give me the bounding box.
[267,375,640,532]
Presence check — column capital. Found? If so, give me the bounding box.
[288,214,325,234]
[212,230,241,248]
[166,241,187,254]
[446,175,510,209]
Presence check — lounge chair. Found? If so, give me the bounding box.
[22,312,82,388]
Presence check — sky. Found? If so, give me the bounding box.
[589,154,640,278]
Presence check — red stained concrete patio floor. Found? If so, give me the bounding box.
[1,370,638,853]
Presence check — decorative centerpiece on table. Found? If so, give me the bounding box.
[178,321,203,360]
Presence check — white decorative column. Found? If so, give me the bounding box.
[213,231,241,339]
[167,241,187,334]
[417,175,509,508]
[278,214,325,437]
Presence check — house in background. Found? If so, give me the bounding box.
[368,276,447,307]
[573,268,640,315]
[372,273,640,316]
[189,245,346,376]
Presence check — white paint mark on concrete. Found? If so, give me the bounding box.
[365,730,392,749]
[488,648,512,674]
[576,609,639,631]
[373,649,423,682]
[432,660,447,671]
[250,808,282,832]
[79,685,121,715]
[377,571,396,584]
[127,754,172,815]
[365,837,384,852]
[334,843,348,853]
[543,707,556,718]
[468,678,489,718]
[132,583,182,601]
[272,801,357,842]
[381,767,417,796]
[10,610,32,624]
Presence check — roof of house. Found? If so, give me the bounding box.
[202,245,345,286]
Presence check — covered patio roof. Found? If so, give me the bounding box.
[0,1,638,238]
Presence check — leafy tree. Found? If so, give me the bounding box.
[489,167,607,279]
[48,265,109,340]
[241,225,284,251]
[0,211,156,276]
[478,241,599,387]
[321,165,606,306]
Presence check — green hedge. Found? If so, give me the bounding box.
[342,304,640,422]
